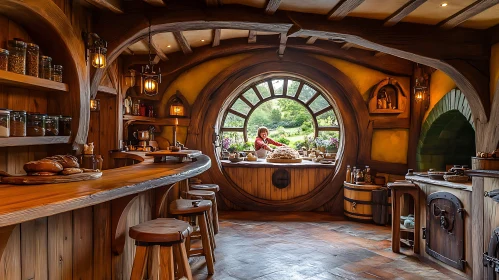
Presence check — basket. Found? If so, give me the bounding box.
[428,171,454,180]
[443,174,469,183]
[228,157,243,163]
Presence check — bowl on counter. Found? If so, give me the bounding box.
[443,174,469,183]
[229,157,243,163]
[428,171,454,180]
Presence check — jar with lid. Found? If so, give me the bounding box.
[10,110,26,137]
[59,116,72,136]
[133,99,140,116]
[26,43,39,77]
[364,166,372,184]
[27,113,46,136]
[39,56,52,80]
[52,65,63,82]
[345,165,351,183]
[0,49,8,71]
[45,115,59,136]
[7,39,27,74]
[0,109,11,137]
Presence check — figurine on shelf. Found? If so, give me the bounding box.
[83,142,94,155]
[124,96,132,115]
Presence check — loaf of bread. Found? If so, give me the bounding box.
[23,159,63,173]
[62,168,83,175]
[43,155,79,168]
[27,171,59,176]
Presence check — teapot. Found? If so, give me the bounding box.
[133,130,150,141]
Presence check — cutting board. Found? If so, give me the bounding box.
[1,171,102,185]
[266,158,303,163]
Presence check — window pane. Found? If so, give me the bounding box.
[317,110,339,127]
[287,80,300,97]
[221,131,245,149]
[298,84,316,103]
[309,95,330,113]
[243,88,260,105]
[272,79,284,95]
[231,99,251,115]
[318,131,340,147]
[256,82,271,99]
[223,113,245,128]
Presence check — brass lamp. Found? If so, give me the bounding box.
[90,98,100,111]
[83,32,107,69]
[140,24,162,96]
[169,97,185,116]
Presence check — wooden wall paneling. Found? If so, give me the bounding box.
[251,167,258,200]
[0,225,20,280]
[7,147,29,175]
[265,168,272,200]
[73,207,93,280]
[48,212,73,280]
[93,202,112,280]
[281,169,289,201]
[257,168,266,199]
[98,93,118,170]
[21,218,48,280]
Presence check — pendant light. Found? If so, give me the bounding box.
[140,23,161,96]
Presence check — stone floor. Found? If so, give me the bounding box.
[189,211,466,280]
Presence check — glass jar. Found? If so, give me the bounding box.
[0,48,8,71]
[52,65,63,82]
[59,116,72,136]
[39,55,52,80]
[26,43,39,77]
[0,109,11,137]
[45,115,59,136]
[7,39,27,74]
[10,110,26,137]
[27,113,46,136]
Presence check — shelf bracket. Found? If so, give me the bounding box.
[111,194,138,255]
[0,225,16,261]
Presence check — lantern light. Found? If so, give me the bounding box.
[83,32,107,69]
[169,97,185,116]
[140,24,161,96]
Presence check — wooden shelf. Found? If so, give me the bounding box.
[123,115,190,126]
[0,136,70,147]
[0,70,69,92]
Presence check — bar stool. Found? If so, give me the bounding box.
[170,199,215,275]
[185,190,218,242]
[129,218,193,280]
[190,184,220,234]
[388,182,420,254]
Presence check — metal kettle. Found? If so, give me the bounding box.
[133,130,150,141]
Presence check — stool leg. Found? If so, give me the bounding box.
[199,212,215,275]
[392,190,401,253]
[207,209,217,251]
[413,190,420,254]
[150,245,161,280]
[159,246,175,280]
[180,216,191,253]
[131,245,149,280]
[173,244,183,279]
[178,241,193,280]
[212,197,219,234]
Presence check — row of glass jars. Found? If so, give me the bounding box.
[0,109,71,137]
[0,39,63,82]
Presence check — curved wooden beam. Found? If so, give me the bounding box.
[0,0,90,148]
[154,184,174,219]
[111,194,138,255]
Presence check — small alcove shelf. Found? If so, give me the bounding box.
[123,115,191,126]
[0,136,70,147]
[0,69,69,92]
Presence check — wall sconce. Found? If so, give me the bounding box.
[83,32,107,69]
[170,96,185,116]
[166,90,190,118]
[414,65,430,110]
[90,99,100,111]
[124,69,136,87]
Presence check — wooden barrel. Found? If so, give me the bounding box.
[472,157,499,170]
[343,182,381,222]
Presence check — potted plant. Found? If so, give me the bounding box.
[327,137,339,153]
[221,138,231,159]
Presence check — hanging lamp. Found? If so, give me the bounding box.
[140,24,161,96]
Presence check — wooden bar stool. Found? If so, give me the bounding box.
[129,218,193,280]
[170,199,215,275]
[185,190,217,244]
[388,182,420,254]
[189,184,220,234]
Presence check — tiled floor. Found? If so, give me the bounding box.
[189,211,466,280]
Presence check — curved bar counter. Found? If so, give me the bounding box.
[0,151,210,227]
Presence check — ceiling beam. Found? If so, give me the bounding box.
[142,0,166,7]
[373,51,385,57]
[341,42,355,50]
[265,0,282,15]
[384,0,427,27]
[173,31,193,55]
[84,0,123,13]
[122,48,134,55]
[306,36,318,44]
[212,29,221,47]
[248,30,257,43]
[141,37,168,61]
[438,0,499,29]
[278,32,287,57]
[327,0,365,21]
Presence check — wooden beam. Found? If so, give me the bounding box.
[278,32,287,57]
[122,48,134,55]
[212,29,221,47]
[384,0,427,27]
[141,37,168,61]
[439,0,499,29]
[248,30,257,43]
[327,0,365,21]
[142,0,166,7]
[341,42,355,50]
[205,0,221,7]
[173,31,192,55]
[306,36,318,44]
[84,0,123,13]
[265,0,282,15]
[374,51,385,57]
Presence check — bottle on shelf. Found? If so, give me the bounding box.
[139,101,146,116]
[355,168,364,183]
[345,165,351,183]
[132,99,140,116]
[351,166,356,183]
[364,165,372,184]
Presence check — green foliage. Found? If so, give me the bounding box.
[300,120,313,133]
[276,137,290,145]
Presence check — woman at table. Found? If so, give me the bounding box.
[254,126,285,158]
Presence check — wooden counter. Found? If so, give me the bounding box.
[221,159,335,168]
[405,174,472,191]
[0,151,210,227]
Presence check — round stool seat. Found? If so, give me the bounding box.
[190,184,220,192]
[129,218,192,243]
[187,190,216,200]
[170,199,212,215]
